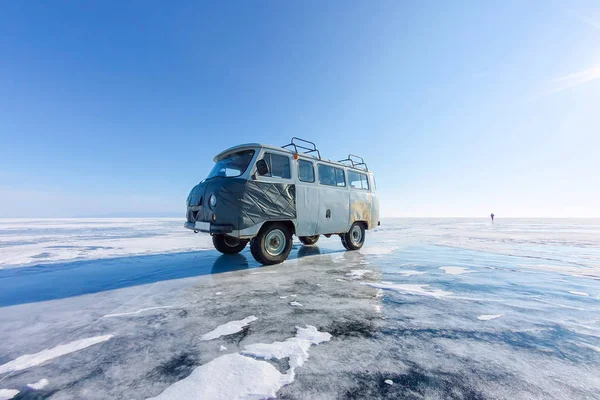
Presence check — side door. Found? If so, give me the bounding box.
[294,158,319,236]
[244,151,295,228]
[316,164,350,234]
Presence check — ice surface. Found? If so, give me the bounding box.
[0,334,113,374]
[440,266,472,275]
[0,389,19,400]
[362,282,451,298]
[27,378,49,389]
[1,218,600,399]
[200,316,258,341]
[0,218,213,269]
[478,314,504,321]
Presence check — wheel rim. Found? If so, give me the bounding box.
[224,236,240,247]
[265,229,286,256]
[350,225,362,245]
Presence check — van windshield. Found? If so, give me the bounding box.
[206,150,255,179]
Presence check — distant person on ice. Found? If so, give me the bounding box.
[490,213,495,222]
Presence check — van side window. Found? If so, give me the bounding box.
[348,170,369,190]
[318,164,346,187]
[264,153,291,179]
[298,159,315,182]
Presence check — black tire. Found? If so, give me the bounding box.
[250,222,293,265]
[212,234,248,254]
[299,235,320,245]
[341,222,366,250]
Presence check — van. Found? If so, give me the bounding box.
[184,137,380,265]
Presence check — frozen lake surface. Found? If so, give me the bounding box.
[0,218,599,399]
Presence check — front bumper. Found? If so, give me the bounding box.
[184,221,233,234]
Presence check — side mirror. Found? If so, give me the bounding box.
[256,159,269,176]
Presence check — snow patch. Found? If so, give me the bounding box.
[200,316,257,341]
[345,270,373,279]
[103,306,173,318]
[242,325,332,373]
[215,292,223,296]
[219,345,227,352]
[27,379,49,390]
[290,301,303,307]
[440,266,472,275]
[478,314,503,321]
[361,282,451,298]
[384,379,394,385]
[0,335,113,374]
[336,278,347,282]
[147,353,285,400]
[250,271,277,275]
[570,291,589,297]
[0,389,19,400]
[279,296,288,299]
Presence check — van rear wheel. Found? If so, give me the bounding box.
[299,235,320,245]
[341,222,366,250]
[250,223,293,265]
[213,234,248,254]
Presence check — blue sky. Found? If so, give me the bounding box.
[1,1,599,218]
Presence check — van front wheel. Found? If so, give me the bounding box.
[341,222,366,250]
[213,234,248,254]
[250,223,293,265]
[299,235,320,245]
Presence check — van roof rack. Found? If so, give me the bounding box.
[282,137,321,159]
[338,154,368,171]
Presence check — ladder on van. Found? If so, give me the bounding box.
[282,137,321,160]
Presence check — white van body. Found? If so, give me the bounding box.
[184,138,379,264]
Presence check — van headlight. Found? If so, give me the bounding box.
[209,194,217,208]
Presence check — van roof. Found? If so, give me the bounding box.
[214,142,373,174]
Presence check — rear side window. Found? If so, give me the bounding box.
[348,170,369,190]
[318,164,346,187]
[264,153,291,179]
[298,159,315,182]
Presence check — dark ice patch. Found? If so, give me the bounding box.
[152,353,199,380]
[343,368,488,400]
[324,318,378,339]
